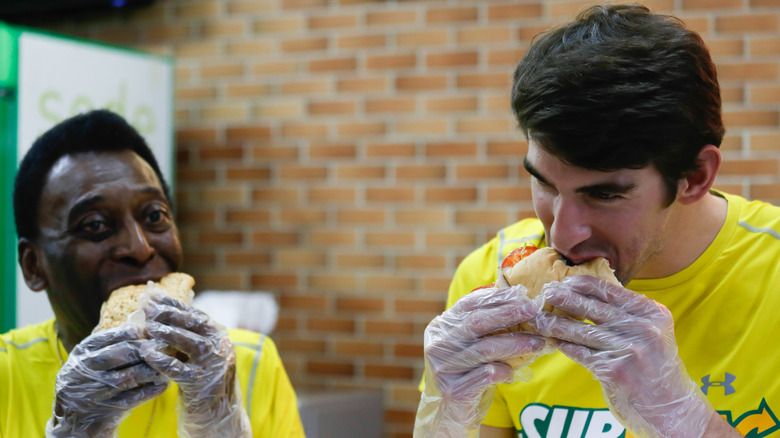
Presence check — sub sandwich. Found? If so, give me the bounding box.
[94,272,195,332]
[478,245,619,369]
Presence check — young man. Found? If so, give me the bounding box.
[415,4,779,437]
[1,110,305,437]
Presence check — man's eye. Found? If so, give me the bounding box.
[81,220,109,234]
[592,192,621,201]
[147,208,170,224]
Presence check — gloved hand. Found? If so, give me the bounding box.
[414,285,550,438]
[532,275,715,438]
[140,295,252,438]
[45,326,168,438]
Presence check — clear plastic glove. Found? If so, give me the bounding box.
[532,275,715,438]
[45,326,168,438]
[414,285,550,438]
[139,295,252,438]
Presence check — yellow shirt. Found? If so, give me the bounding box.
[446,192,780,437]
[0,318,305,438]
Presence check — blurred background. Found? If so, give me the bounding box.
[2,0,780,436]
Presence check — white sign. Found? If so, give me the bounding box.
[15,32,173,327]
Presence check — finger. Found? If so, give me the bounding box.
[560,276,659,316]
[100,381,169,409]
[451,284,529,313]
[554,339,599,368]
[530,312,619,350]
[427,332,548,370]
[78,325,143,352]
[144,320,211,358]
[140,341,195,382]
[442,362,515,400]
[82,340,147,371]
[541,281,631,325]
[145,298,217,337]
[439,288,540,340]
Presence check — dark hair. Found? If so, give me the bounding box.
[511,4,724,204]
[13,109,170,241]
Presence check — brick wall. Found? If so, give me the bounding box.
[17,0,780,436]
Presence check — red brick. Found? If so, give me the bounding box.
[308,13,358,29]
[366,142,417,158]
[309,100,357,116]
[251,231,300,246]
[457,26,513,43]
[397,30,449,47]
[426,97,478,112]
[457,73,511,88]
[251,188,300,203]
[366,10,417,26]
[395,254,447,270]
[281,37,328,52]
[335,341,383,357]
[307,361,355,376]
[225,252,272,265]
[396,75,448,91]
[426,7,478,23]
[309,230,356,245]
[337,297,385,312]
[309,143,357,159]
[367,53,417,70]
[308,318,355,333]
[395,209,447,225]
[336,165,386,179]
[366,187,416,202]
[426,51,478,68]
[487,3,543,20]
[365,232,416,247]
[309,187,356,202]
[225,209,272,224]
[338,34,386,49]
[426,141,478,157]
[336,253,385,268]
[337,77,387,92]
[252,273,299,289]
[364,364,414,379]
[366,97,416,113]
[396,164,446,180]
[309,57,357,72]
[279,294,327,310]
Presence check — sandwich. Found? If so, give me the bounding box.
[94,272,195,332]
[478,245,619,369]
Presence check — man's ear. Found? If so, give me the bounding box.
[677,144,721,205]
[18,238,48,292]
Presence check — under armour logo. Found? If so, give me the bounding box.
[701,373,736,395]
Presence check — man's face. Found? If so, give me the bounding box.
[33,150,182,336]
[525,141,675,284]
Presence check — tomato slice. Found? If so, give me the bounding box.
[501,245,539,268]
[470,283,495,293]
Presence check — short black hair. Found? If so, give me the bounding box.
[13,109,170,241]
[512,4,724,204]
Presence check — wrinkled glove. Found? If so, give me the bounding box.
[532,275,715,438]
[414,285,550,438]
[46,326,168,438]
[140,295,252,438]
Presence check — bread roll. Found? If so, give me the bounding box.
[94,272,195,332]
[496,247,618,369]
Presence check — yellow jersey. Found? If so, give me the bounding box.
[446,192,780,437]
[0,318,305,438]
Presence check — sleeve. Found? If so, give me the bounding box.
[231,330,305,438]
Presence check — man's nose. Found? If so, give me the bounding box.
[112,219,155,263]
[549,198,592,253]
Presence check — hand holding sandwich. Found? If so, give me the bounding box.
[140,294,252,438]
[414,285,548,438]
[532,276,716,438]
[45,326,168,438]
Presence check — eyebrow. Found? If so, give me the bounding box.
[523,156,637,196]
[67,186,167,224]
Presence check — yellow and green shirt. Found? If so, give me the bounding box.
[447,192,780,437]
[0,318,305,438]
